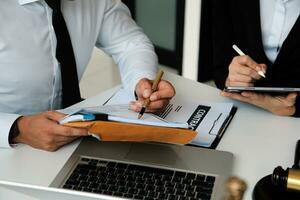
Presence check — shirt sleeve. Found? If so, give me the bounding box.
[96,0,158,99]
[0,113,21,148]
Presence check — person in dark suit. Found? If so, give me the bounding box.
[211,0,300,117]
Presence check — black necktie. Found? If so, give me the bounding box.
[45,0,81,108]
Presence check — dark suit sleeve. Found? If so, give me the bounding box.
[293,97,300,117]
[211,0,235,89]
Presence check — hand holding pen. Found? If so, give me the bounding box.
[225,44,267,87]
[232,45,266,78]
[129,69,176,118]
[138,70,164,119]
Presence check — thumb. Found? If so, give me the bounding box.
[278,93,298,107]
[286,93,297,102]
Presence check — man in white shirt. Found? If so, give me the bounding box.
[0,0,175,151]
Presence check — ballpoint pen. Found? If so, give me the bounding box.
[232,44,266,78]
[138,69,164,119]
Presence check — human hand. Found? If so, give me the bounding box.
[130,78,176,113]
[226,55,267,87]
[221,91,297,116]
[14,111,88,151]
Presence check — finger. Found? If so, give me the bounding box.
[146,99,170,112]
[259,64,267,74]
[226,81,254,87]
[229,62,261,80]
[53,135,79,143]
[286,93,297,101]
[55,126,89,137]
[241,92,296,110]
[157,80,176,94]
[235,67,261,80]
[221,91,252,103]
[276,93,298,106]
[135,79,152,99]
[240,92,267,106]
[233,55,265,78]
[237,55,261,71]
[240,91,260,99]
[46,111,67,122]
[150,81,176,101]
[228,73,254,83]
[129,99,170,113]
[129,101,143,112]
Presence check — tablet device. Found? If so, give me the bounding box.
[224,86,300,93]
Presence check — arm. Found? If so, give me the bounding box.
[96,0,157,97]
[96,0,175,112]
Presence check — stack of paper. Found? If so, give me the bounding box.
[60,88,235,148]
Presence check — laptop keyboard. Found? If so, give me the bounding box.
[62,157,215,200]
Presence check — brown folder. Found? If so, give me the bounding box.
[64,121,196,145]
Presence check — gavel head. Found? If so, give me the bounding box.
[272,166,300,192]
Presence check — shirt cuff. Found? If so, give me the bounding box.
[125,70,157,100]
[0,113,22,148]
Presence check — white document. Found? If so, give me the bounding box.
[106,88,235,147]
[59,88,189,129]
[81,105,189,129]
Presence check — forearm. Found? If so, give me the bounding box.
[97,0,158,98]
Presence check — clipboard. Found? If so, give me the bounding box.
[196,106,237,149]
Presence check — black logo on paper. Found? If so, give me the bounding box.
[187,105,210,130]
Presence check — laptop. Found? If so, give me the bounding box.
[48,137,233,200]
[0,180,119,200]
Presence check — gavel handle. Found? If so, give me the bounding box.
[293,140,300,169]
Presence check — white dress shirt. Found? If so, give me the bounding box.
[0,0,157,148]
[260,0,300,63]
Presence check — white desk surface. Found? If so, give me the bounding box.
[0,72,299,200]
